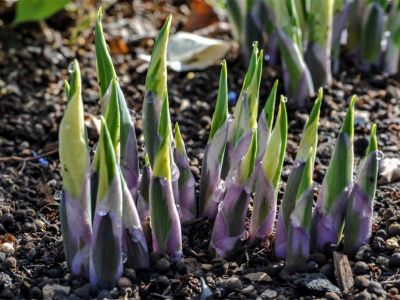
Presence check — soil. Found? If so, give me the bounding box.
[0,1,400,299]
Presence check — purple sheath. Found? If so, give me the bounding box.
[344,184,373,253]
[150,177,182,261]
[209,181,251,258]
[311,186,351,252]
[249,166,276,241]
[60,180,92,277]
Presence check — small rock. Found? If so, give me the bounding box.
[388,223,400,236]
[389,253,400,268]
[356,245,372,261]
[4,257,16,269]
[372,237,386,252]
[354,261,369,275]
[0,224,5,235]
[156,275,169,289]
[0,243,15,255]
[0,252,5,263]
[175,260,187,274]
[368,281,386,297]
[34,219,46,232]
[241,285,254,293]
[305,261,319,273]
[386,237,399,250]
[225,276,242,291]
[117,277,132,289]
[260,289,278,299]
[42,284,71,300]
[375,229,387,239]
[124,268,137,282]
[375,255,389,266]
[155,257,170,272]
[326,291,341,300]
[320,264,333,278]
[354,291,372,300]
[354,276,370,290]
[30,287,42,299]
[201,264,212,271]
[294,273,341,296]
[1,213,14,226]
[265,262,285,277]
[74,284,91,299]
[0,272,12,288]
[309,252,326,266]
[244,272,271,283]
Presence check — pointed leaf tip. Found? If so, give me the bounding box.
[366,124,378,155]
[174,123,186,154]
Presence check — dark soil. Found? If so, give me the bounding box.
[0,1,399,299]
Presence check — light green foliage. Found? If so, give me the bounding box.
[262,96,288,188]
[59,60,88,199]
[13,0,70,25]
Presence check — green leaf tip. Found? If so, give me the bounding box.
[145,15,172,101]
[97,116,118,200]
[104,77,121,153]
[296,148,314,200]
[366,124,378,155]
[248,50,264,129]
[67,59,81,101]
[240,130,257,184]
[95,6,117,98]
[296,88,323,161]
[263,79,278,130]
[153,98,172,181]
[262,96,288,188]
[241,42,259,93]
[342,95,356,139]
[174,122,186,155]
[209,60,228,140]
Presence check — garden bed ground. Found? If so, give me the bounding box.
[0,1,400,299]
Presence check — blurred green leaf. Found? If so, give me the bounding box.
[13,0,70,25]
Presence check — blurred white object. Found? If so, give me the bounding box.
[378,158,400,185]
[139,32,232,72]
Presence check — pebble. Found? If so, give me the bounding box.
[4,257,16,269]
[0,224,5,235]
[97,289,112,300]
[372,237,386,252]
[42,284,71,300]
[354,261,369,275]
[155,257,171,272]
[368,281,386,297]
[244,272,271,283]
[354,291,372,300]
[354,276,370,290]
[175,260,187,274]
[117,277,132,289]
[156,275,169,288]
[388,223,400,236]
[124,268,137,282]
[375,229,387,239]
[0,243,15,255]
[260,289,278,299]
[389,253,400,268]
[356,245,372,260]
[225,276,243,291]
[265,262,285,277]
[30,286,42,299]
[305,261,319,273]
[320,264,333,278]
[74,284,91,299]
[326,291,341,300]
[386,237,399,250]
[0,252,5,263]
[294,273,341,296]
[34,219,46,232]
[1,213,14,226]
[309,252,327,266]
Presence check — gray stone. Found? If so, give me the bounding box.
[244,272,271,283]
[260,289,278,299]
[225,276,242,291]
[42,284,71,300]
[294,273,341,296]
